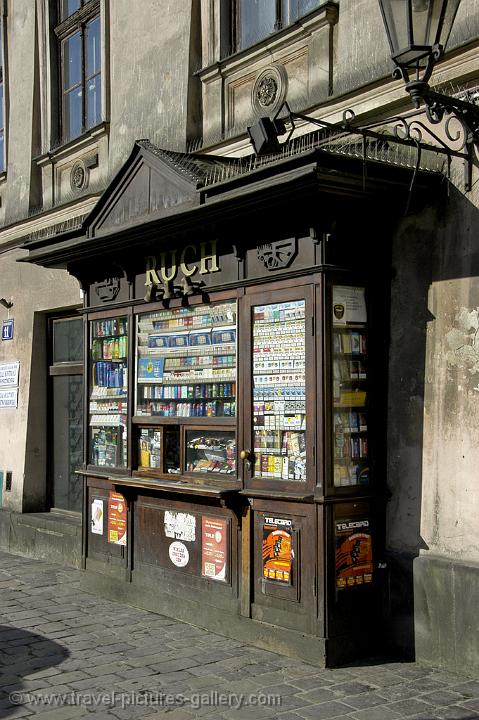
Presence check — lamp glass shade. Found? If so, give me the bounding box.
[378,0,461,67]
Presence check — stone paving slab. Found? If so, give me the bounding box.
[0,550,478,720]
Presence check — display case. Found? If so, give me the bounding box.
[135,300,237,418]
[89,316,129,468]
[331,286,369,488]
[185,428,236,475]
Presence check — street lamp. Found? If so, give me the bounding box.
[377,0,479,142]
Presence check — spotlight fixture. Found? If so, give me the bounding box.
[247,116,288,156]
[0,298,13,309]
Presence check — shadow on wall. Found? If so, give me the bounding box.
[0,625,69,717]
[383,181,479,664]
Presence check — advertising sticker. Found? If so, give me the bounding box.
[169,541,189,568]
[107,491,127,545]
[262,516,293,584]
[164,511,196,542]
[201,516,227,581]
[335,518,373,590]
[91,498,104,535]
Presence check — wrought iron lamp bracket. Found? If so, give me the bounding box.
[398,80,479,191]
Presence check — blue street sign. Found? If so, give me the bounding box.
[2,319,14,341]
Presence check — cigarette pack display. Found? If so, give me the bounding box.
[211,329,236,345]
[189,331,212,346]
[148,334,170,349]
[252,299,307,483]
[136,301,237,418]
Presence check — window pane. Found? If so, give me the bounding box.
[185,430,236,476]
[64,87,83,141]
[0,131,4,174]
[52,374,84,512]
[53,318,83,363]
[286,0,321,24]
[62,32,81,90]
[86,16,101,77]
[86,74,101,128]
[61,0,81,20]
[0,83,4,131]
[90,317,129,468]
[238,0,276,50]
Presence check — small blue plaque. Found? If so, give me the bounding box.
[2,319,14,341]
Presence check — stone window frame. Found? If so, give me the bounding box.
[54,0,102,145]
[37,0,110,155]
[232,0,324,55]
[200,0,331,66]
[0,1,8,176]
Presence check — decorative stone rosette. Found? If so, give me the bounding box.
[70,160,88,192]
[252,65,288,117]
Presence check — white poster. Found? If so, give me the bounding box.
[0,388,18,408]
[332,286,367,325]
[0,362,20,387]
[164,511,196,542]
[91,499,104,535]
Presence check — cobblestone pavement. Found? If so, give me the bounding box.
[0,551,478,720]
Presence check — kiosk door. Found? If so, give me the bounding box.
[240,283,317,634]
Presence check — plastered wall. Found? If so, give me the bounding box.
[0,248,80,512]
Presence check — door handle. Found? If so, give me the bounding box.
[240,449,253,472]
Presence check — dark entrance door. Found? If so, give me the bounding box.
[49,316,84,512]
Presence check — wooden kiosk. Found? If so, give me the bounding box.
[23,140,439,665]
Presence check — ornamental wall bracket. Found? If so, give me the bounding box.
[257,238,297,270]
[94,277,120,302]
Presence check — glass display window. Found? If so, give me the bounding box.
[135,425,181,475]
[251,299,307,482]
[89,316,128,468]
[135,300,237,419]
[185,429,236,476]
[331,287,369,488]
